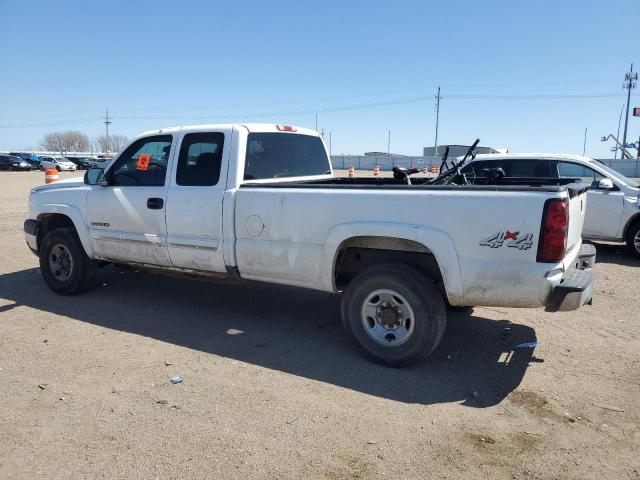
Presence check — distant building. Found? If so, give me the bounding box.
[423,145,502,157]
[364,151,407,157]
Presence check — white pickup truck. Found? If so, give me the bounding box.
[24,124,595,366]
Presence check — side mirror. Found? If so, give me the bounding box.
[84,168,108,186]
[598,178,614,190]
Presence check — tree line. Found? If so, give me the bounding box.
[39,130,129,153]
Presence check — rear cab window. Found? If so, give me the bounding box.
[176,132,224,186]
[244,133,330,180]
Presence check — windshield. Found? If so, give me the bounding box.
[55,158,67,162]
[244,133,330,180]
[594,162,639,189]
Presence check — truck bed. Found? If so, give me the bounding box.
[241,176,590,198]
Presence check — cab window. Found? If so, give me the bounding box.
[244,133,330,180]
[109,135,172,186]
[556,161,605,189]
[176,132,224,186]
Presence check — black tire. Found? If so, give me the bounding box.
[56,166,61,172]
[341,264,447,367]
[39,227,95,295]
[626,221,640,259]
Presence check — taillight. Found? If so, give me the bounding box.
[537,198,568,262]
[276,125,297,132]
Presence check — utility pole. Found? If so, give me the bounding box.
[387,130,391,156]
[321,128,325,139]
[583,127,588,156]
[103,109,112,153]
[329,132,332,157]
[615,104,624,159]
[622,63,637,152]
[434,86,442,156]
[315,112,318,132]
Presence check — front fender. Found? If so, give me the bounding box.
[322,221,464,303]
[35,203,93,257]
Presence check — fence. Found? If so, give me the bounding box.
[330,156,640,177]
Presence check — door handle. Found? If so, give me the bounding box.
[147,197,164,209]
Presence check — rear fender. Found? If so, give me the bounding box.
[323,222,464,303]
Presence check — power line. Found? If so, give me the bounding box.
[0,91,637,129]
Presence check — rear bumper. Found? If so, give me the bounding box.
[545,243,596,312]
[24,219,39,255]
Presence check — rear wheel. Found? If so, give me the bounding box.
[39,227,95,295]
[55,166,61,172]
[341,264,446,367]
[626,222,640,259]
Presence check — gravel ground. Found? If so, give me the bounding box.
[0,171,638,480]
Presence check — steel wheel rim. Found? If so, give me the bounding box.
[361,289,416,347]
[49,243,73,282]
[634,230,640,253]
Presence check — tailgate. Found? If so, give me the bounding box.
[565,183,589,260]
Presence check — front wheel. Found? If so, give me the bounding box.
[626,222,640,259]
[341,264,446,367]
[39,227,95,295]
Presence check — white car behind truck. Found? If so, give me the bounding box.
[462,153,640,258]
[24,124,595,366]
[39,156,77,172]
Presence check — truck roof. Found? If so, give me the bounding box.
[470,153,595,163]
[136,123,320,139]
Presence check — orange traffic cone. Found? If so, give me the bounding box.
[373,165,380,176]
[431,165,440,175]
[348,165,355,178]
[45,168,59,184]
[422,165,428,174]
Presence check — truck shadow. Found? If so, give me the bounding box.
[589,241,639,267]
[0,267,537,408]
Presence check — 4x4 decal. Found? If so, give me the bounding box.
[479,231,534,250]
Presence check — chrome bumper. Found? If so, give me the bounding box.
[545,244,596,312]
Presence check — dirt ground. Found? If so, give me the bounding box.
[0,171,638,480]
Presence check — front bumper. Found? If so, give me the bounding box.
[24,219,39,255]
[545,243,596,312]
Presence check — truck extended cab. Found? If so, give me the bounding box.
[24,124,595,366]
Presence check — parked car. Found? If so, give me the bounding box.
[0,154,32,171]
[64,157,92,170]
[24,124,594,366]
[90,157,111,168]
[9,152,41,168]
[461,154,640,258]
[39,156,77,172]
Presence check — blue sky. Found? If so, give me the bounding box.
[0,0,638,157]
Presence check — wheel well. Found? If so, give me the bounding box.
[37,214,76,249]
[333,236,445,295]
[623,213,640,238]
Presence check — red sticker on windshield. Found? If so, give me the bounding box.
[136,154,151,170]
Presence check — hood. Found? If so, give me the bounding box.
[32,176,85,193]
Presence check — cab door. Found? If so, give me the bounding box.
[86,134,176,266]
[164,128,231,272]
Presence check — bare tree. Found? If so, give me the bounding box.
[93,134,129,153]
[40,130,90,152]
